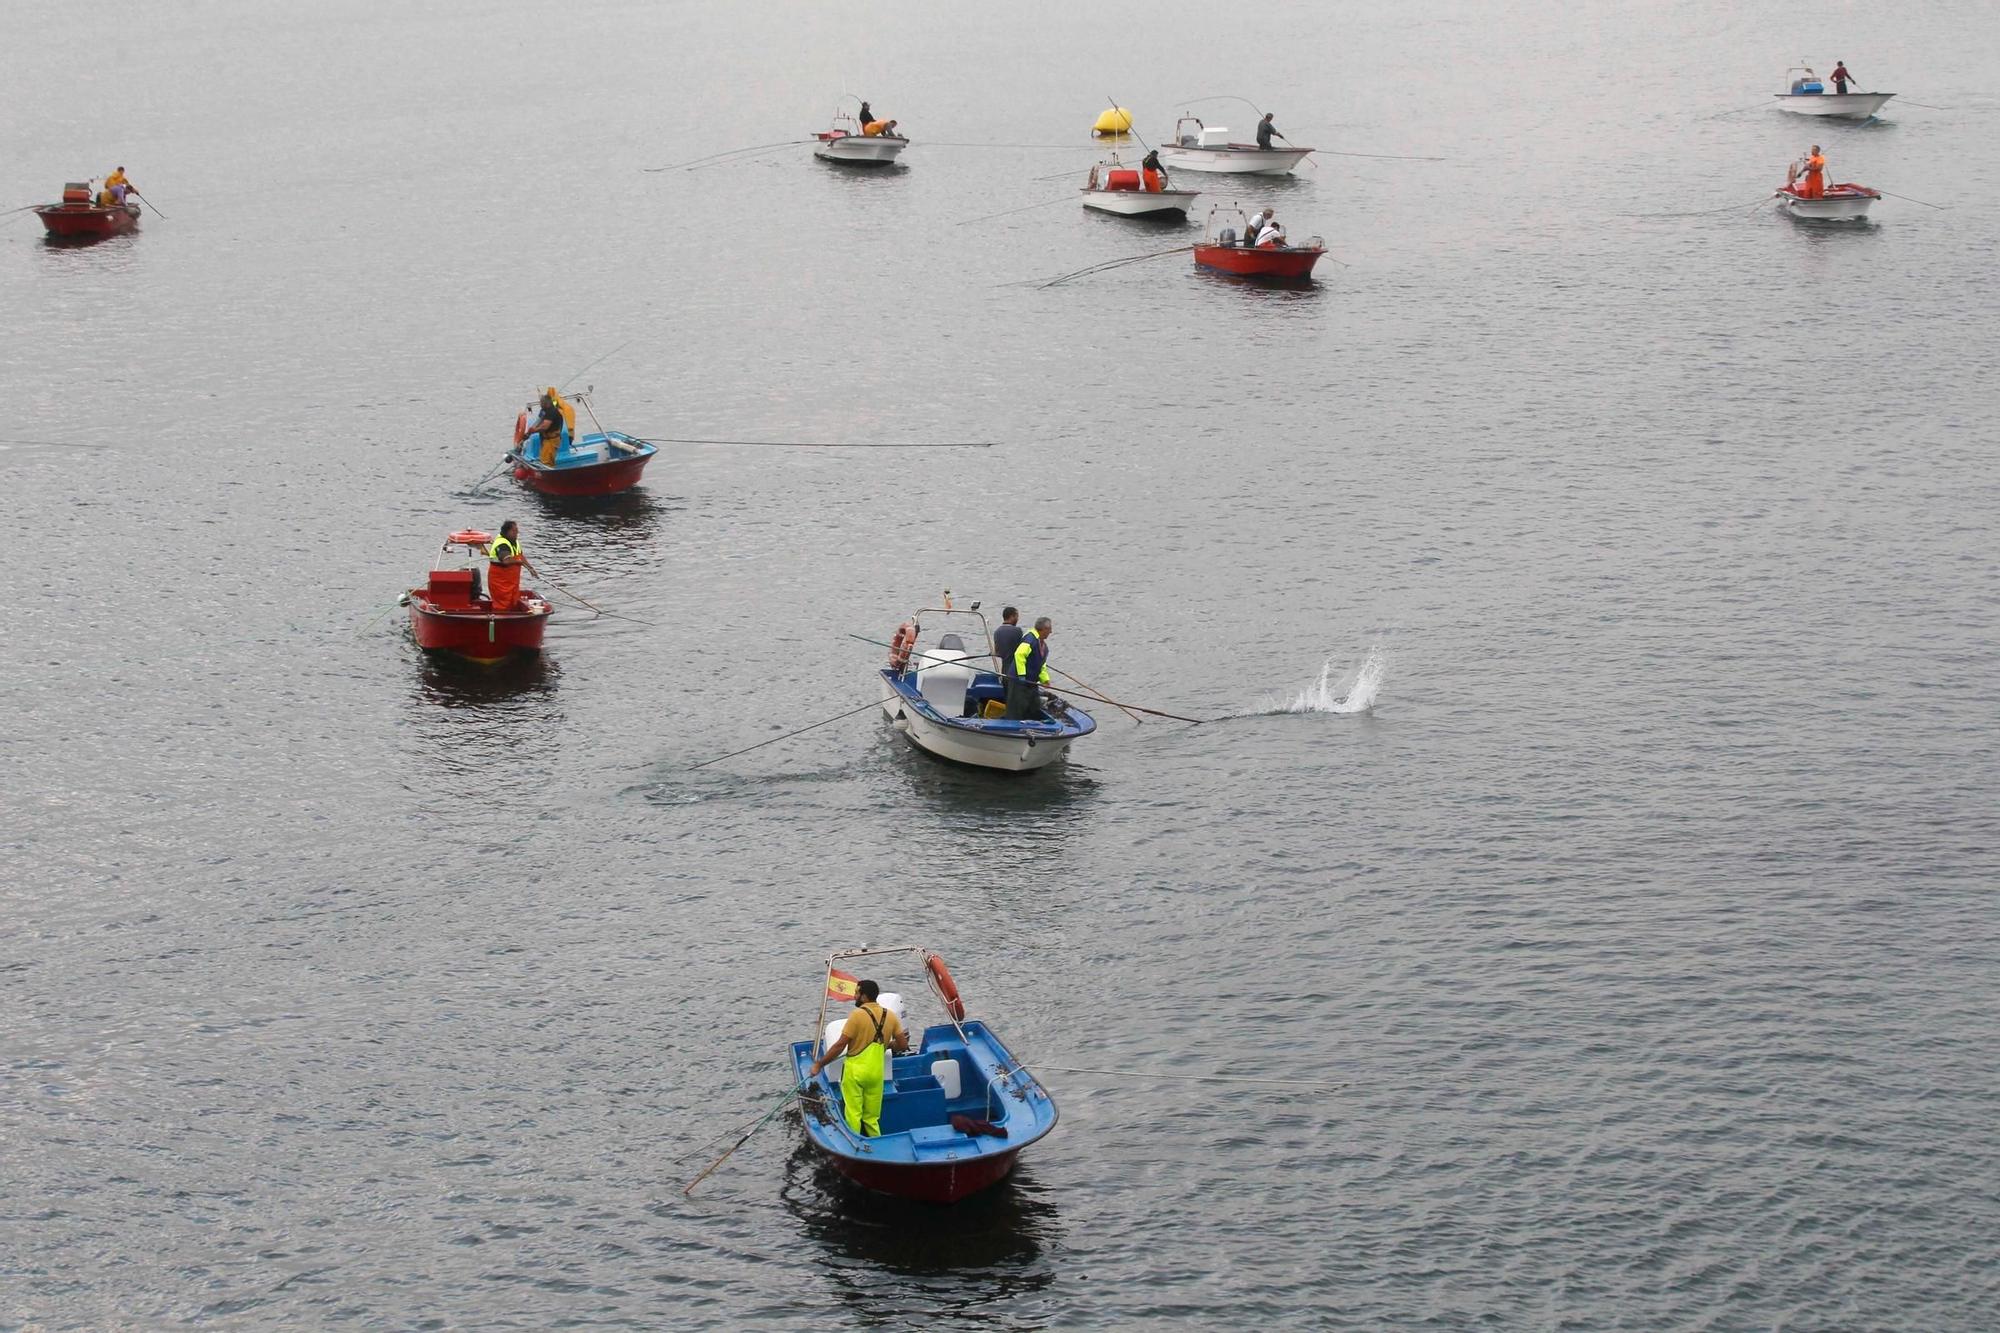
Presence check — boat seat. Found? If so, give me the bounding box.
[964,676,1007,715]
[877,1076,947,1135]
[916,653,975,716]
[938,632,968,651]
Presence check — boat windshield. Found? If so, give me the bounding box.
[909,608,995,664]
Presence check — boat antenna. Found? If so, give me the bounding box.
[557,339,633,392]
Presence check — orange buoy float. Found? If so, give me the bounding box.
[926,954,966,1022]
[513,410,529,447]
[889,621,917,672]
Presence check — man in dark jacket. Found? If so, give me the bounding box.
[1256,112,1279,149]
[992,607,1023,679]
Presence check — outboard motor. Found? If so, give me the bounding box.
[1218,226,1237,246]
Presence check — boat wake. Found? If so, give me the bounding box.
[1265,646,1387,716]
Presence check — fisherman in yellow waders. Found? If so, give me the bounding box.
[808,979,909,1137]
[524,387,575,467]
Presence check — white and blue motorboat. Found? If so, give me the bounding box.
[876,603,1095,772]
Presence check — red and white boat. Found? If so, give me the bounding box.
[1774,181,1881,222]
[1081,153,1199,216]
[404,530,552,664]
[1192,205,1326,280]
[35,182,141,240]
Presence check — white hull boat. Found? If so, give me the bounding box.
[1775,184,1879,221]
[1082,186,1200,215]
[875,607,1094,773]
[1080,155,1197,215]
[1157,118,1310,175]
[814,131,909,165]
[1155,143,1312,175]
[1775,91,1895,120]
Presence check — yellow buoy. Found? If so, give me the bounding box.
[1092,106,1134,137]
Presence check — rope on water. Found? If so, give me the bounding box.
[635,436,995,449]
[998,1060,1346,1092]
[1875,188,1951,210]
[1034,244,1192,288]
[1318,148,1447,161]
[685,700,884,771]
[957,195,1075,226]
[644,140,814,172]
[1614,193,1776,218]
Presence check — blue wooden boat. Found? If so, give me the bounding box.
[789,947,1058,1204]
[507,390,658,496]
[876,605,1095,771]
[507,429,657,497]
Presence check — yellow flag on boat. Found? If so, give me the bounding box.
[826,969,860,1002]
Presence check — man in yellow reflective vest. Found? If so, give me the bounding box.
[1007,616,1053,719]
[485,520,540,613]
[808,979,909,1137]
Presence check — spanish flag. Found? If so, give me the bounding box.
[826,969,860,1002]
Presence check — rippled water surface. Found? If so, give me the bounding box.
[6,1,1999,1327]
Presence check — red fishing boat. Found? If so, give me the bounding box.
[35,182,141,240]
[1192,204,1325,280]
[404,530,552,664]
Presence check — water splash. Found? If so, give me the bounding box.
[1280,647,1386,715]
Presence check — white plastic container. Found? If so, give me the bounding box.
[930,1057,962,1101]
[1199,126,1231,148]
[820,1019,848,1081]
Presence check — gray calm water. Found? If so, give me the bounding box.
[6,1,1999,1327]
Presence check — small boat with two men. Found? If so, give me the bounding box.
[791,945,1058,1204]
[878,599,1095,772]
[508,386,658,497]
[1774,63,1894,120]
[1156,114,1313,176]
[1081,149,1200,217]
[813,98,908,166]
[36,172,142,240]
[1193,204,1327,280]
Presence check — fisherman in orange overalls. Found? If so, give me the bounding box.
[1797,145,1827,198]
[485,520,540,613]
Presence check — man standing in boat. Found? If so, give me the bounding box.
[1256,112,1280,150]
[1007,617,1053,720]
[485,520,540,613]
[808,979,908,1138]
[992,607,1024,684]
[1791,145,1827,199]
[523,388,572,467]
[1830,61,1855,94]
